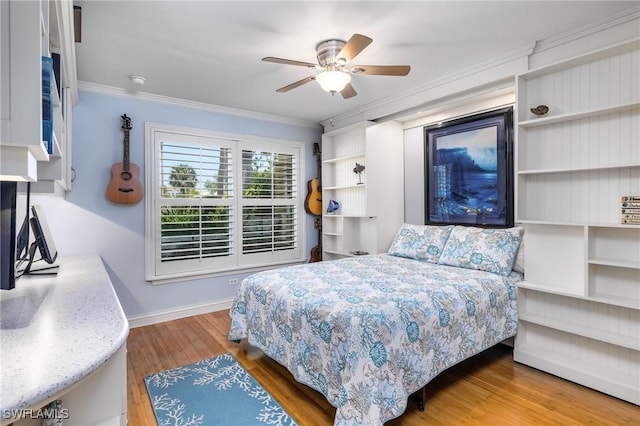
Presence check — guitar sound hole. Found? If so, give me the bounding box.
[120,171,132,181]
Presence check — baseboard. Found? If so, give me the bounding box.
[127,298,234,328]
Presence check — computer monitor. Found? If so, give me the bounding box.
[24,204,58,275]
[14,183,31,271]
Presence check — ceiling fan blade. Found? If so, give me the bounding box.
[276,76,316,93]
[350,65,411,76]
[340,83,357,99]
[336,34,373,63]
[262,57,318,69]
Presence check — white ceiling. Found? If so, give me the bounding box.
[74,1,638,125]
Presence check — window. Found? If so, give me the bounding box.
[145,124,305,283]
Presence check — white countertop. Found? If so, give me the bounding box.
[0,256,129,413]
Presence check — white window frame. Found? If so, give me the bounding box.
[145,123,306,284]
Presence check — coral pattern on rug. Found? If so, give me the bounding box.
[145,353,297,426]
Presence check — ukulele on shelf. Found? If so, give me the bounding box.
[106,114,144,205]
[304,142,322,216]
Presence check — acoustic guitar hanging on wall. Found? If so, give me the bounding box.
[304,142,322,216]
[106,114,143,205]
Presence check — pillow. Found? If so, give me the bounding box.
[438,226,524,276]
[512,236,525,274]
[387,223,455,263]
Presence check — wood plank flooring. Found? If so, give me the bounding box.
[127,310,639,425]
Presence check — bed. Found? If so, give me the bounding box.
[228,224,523,425]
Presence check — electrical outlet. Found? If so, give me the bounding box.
[228,278,238,286]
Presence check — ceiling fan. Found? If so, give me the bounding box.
[263,34,410,99]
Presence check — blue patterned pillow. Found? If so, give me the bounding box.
[438,226,524,276]
[512,236,525,273]
[387,224,455,263]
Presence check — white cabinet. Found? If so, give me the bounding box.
[321,121,404,260]
[8,344,128,426]
[0,0,77,193]
[513,38,640,405]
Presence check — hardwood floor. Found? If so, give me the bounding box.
[127,310,639,425]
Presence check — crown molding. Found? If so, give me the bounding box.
[77,81,321,129]
[321,42,534,129]
[534,5,640,54]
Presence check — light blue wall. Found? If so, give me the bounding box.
[35,90,321,321]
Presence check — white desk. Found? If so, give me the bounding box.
[0,256,129,425]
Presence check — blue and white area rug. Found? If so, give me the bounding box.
[145,353,297,426]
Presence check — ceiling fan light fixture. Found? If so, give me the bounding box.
[315,70,351,93]
[266,34,408,98]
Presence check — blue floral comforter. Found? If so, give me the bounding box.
[228,254,521,425]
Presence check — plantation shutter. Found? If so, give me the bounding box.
[146,124,305,282]
[238,146,300,266]
[155,135,236,276]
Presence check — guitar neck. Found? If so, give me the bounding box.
[314,142,321,178]
[122,130,130,172]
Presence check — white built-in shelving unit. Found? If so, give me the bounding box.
[0,0,77,193]
[321,121,404,260]
[513,38,640,405]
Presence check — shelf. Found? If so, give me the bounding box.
[514,342,639,405]
[323,214,376,219]
[517,220,640,229]
[519,38,640,80]
[323,249,371,257]
[518,101,640,128]
[29,179,68,196]
[323,249,355,257]
[518,163,640,175]
[518,283,640,310]
[588,258,640,269]
[516,220,584,227]
[323,184,366,190]
[515,343,634,386]
[515,219,640,229]
[0,146,39,182]
[322,152,365,164]
[517,281,585,298]
[518,312,640,350]
[588,292,640,310]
